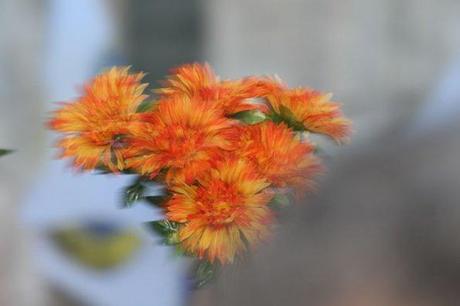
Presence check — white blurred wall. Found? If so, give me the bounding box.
[0,1,47,305]
[204,0,460,142]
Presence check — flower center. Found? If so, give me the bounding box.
[196,182,242,227]
[160,126,207,166]
[111,134,127,149]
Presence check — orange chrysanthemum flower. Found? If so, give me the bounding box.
[156,63,267,115]
[166,158,274,264]
[244,77,351,142]
[126,97,235,184]
[236,121,322,189]
[49,67,148,171]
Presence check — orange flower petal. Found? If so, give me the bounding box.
[49,67,149,171]
[166,158,273,264]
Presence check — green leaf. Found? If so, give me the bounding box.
[147,220,179,235]
[0,149,13,157]
[136,100,155,113]
[94,164,113,174]
[121,175,167,208]
[279,105,306,131]
[94,164,136,175]
[165,231,180,245]
[122,179,145,208]
[269,193,291,210]
[144,195,168,208]
[191,260,219,289]
[174,245,188,257]
[231,110,267,124]
[144,220,180,245]
[267,106,305,131]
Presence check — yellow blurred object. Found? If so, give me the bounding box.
[52,222,142,270]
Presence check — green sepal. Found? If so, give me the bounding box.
[94,164,136,175]
[136,100,155,113]
[121,176,166,208]
[191,260,219,289]
[269,193,291,211]
[0,149,13,157]
[165,232,180,245]
[174,245,188,257]
[144,220,180,245]
[94,165,112,174]
[231,110,267,125]
[267,105,305,131]
[122,179,145,208]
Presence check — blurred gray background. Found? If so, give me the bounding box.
[0,0,459,305]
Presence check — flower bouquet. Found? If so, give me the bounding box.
[48,63,350,287]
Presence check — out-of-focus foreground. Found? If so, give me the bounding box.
[0,1,459,305]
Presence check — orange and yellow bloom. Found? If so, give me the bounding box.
[267,87,351,142]
[126,96,235,184]
[235,121,322,189]
[49,67,148,171]
[166,158,273,264]
[49,63,351,267]
[156,63,267,115]
[244,77,351,142]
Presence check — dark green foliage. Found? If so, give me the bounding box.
[145,220,180,245]
[121,176,168,208]
[269,193,291,211]
[94,164,136,175]
[191,260,219,289]
[122,179,145,208]
[136,100,155,113]
[267,105,305,131]
[144,195,168,208]
[0,149,13,157]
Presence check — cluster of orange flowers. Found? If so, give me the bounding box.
[49,63,350,265]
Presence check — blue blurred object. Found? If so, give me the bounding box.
[21,1,186,305]
[410,57,460,135]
